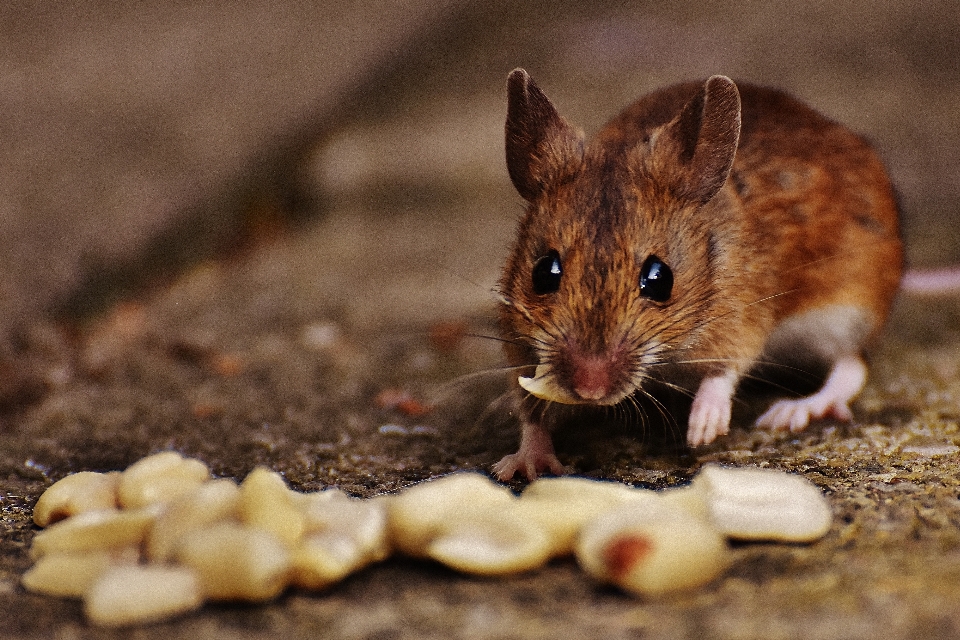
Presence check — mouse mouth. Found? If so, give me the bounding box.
[518,364,631,406]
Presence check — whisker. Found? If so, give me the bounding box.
[659,355,824,391]
[648,392,685,448]
[425,365,531,413]
[779,235,898,276]
[632,386,682,448]
[474,389,515,425]
[438,364,532,387]
[462,332,524,348]
[436,266,494,295]
[631,395,653,445]
[643,375,695,401]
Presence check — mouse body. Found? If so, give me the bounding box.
[493,69,903,481]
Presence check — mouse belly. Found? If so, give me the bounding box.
[759,304,877,368]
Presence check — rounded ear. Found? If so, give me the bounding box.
[505,69,584,202]
[655,75,741,205]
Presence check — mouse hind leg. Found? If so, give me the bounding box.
[753,304,876,433]
[755,354,865,431]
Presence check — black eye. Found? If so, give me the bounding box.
[639,255,673,302]
[532,250,562,295]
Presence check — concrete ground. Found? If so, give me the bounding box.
[2,1,960,638]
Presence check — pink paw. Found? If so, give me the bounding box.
[756,397,853,433]
[756,355,865,433]
[495,420,565,481]
[493,450,565,482]
[687,374,735,447]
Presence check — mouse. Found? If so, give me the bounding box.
[492,68,904,481]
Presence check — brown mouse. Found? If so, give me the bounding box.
[493,69,903,481]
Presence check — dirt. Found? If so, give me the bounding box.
[2,0,960,638]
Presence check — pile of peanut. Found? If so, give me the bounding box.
[23,452,832,627]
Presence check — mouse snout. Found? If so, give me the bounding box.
[571,354,613,401]
[562,346,628,404]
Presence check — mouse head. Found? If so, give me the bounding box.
[499,69,741,406]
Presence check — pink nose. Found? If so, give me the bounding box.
[571,354,613,401]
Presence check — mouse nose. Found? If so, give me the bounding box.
[570,353,615,401]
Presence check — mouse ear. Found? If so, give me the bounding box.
[505,69,584,202]
[655,75,741,205]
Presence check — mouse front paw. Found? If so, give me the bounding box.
[686,374,736,447]
[494,420,566,481]
[493,450,565,482]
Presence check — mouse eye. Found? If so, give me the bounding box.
[639,255,673,302]
[532,250,563,295]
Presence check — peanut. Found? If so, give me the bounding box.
[84,565,202,627]
[117,451,210,510]
[175,522,291,602]
[33,471,120,527]
[238,467,305,547]
[146,478,241,562]
[576,501,729,596]
[20,548,138,598]
[517,476,659,557]
[291,491,391,589]
[299,490,390,559]
[30,506,159,560]
[292,531,373,590]
[386,472,555,575]
[693,464,832,542]
[425,508,552,576]
[387,472,515,557]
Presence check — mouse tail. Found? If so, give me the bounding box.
[900,267,960,294]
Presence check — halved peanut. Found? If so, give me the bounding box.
[175,522,291,602]
[117,451,210,510]
[146,478,241,562]
[291,492,391,590]
[387,472,515,557]
[292,531,371,590]
[576,501,729,596]
[238,467,305,548]
[657,483,710,520]
[84,565,203,627]
[387,473,553,575]
[692,464,832,542]
[425,506,552,576]
[291,534,357,590]
[299,490,390,559]
[295,488,351,530]
[517,477,660,557]
[33,471,120,527]
[20,548,138,598]
[30,506,159,560]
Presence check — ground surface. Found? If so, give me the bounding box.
[2,1,960,639]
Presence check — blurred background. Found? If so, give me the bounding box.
[1,0,958,396]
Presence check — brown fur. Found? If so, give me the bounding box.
[496,69,902,476]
